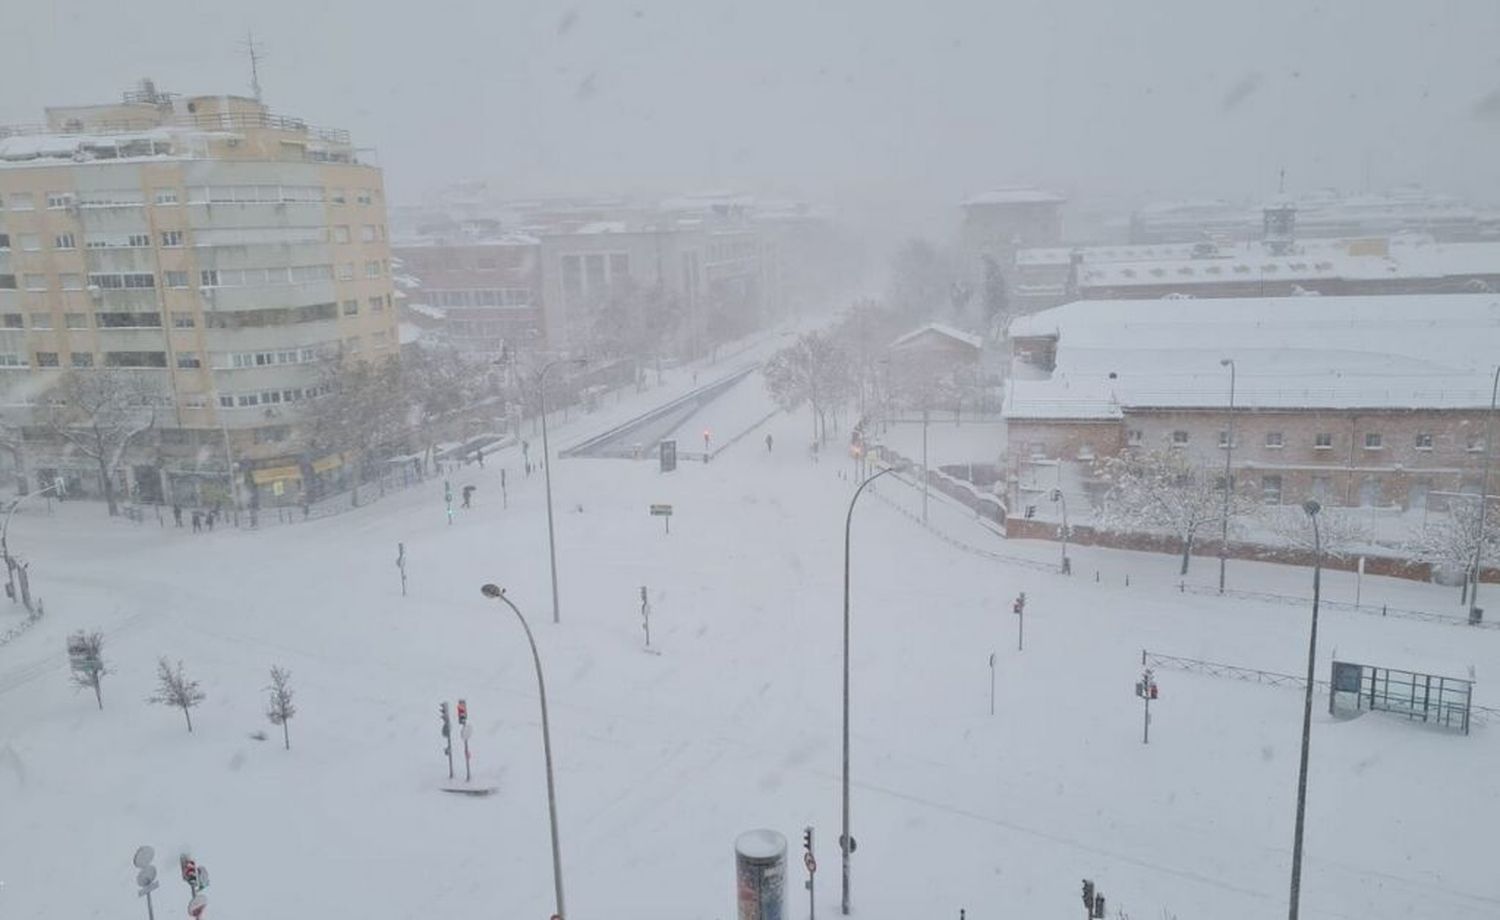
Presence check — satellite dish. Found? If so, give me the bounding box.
[132,846,155,869]
[136,865,157,887]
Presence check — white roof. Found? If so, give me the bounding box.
[963,187,1066,207]
[1005,294,1500,417]
[890,322,983,350]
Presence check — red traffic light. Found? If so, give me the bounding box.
[456,699,468,724]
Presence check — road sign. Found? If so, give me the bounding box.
[137,879,159,897]
[133,846,155,869]
[137,865,158,887]
[649,504,673,516]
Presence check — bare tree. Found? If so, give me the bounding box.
[264,665,297,750]
[66,630,108,710]
[763,332,855,445]
[303,356,409,506]
[1097,450,1253,575]
[1409,494,1499,600]
[1260,504,1375,560]
[43,370,160,515]
[148,657,205,733]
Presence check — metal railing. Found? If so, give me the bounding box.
[0,110,350,145]
[1179,583,1500,630]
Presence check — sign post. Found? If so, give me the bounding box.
[1135,668,1159,744]
[439,701,454,779]
[1013,592,1026,652]
[659,439,677,473]
[988,652,996,715]
[802,826,816,920]
[1355,555,1365,609]
[640,586,651,649]
[133,846,158,920]
[396,542,407,596]
[650,503,673,535]
[457,698,471,783]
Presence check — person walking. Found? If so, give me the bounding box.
[765,433,774,453]
[462,485,475,509]
[191,510,202,533]
[205,510,215,532]
[476,448,485,469]
[172,503,183,527]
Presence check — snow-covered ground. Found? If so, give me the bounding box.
[2,375,1498,920]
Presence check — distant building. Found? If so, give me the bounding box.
[0,82,396,505]
[960,187,1066,278]
[392,233,542,358]
[1003,294,1500,516]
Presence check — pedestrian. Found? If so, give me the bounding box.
[191,510,202,533]
[476,448,485,469]
[765,433,773,453]
[522,440,530,476]
[462,485,475,509]
[172,503,183,527]
[205,510,215,532]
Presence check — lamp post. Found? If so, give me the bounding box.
[1219,358,1236,594]
[1469,365,1500,624]
[841,465,894,916]
[2,479,62,602]
[538,357,587,625]
[479,584,566,919]
[1051,488,1070,574]
[1287,499,1322,920]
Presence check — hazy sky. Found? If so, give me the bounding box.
[3,0,1499,229]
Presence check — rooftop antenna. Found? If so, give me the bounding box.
[239,31,267,101]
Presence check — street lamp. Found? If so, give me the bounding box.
[841,464,894,916]
[537,357,587,625]
[1469,365,1499,625]
[1051,488,1070,574]
[1219,358,1236,594]
[1287,499,1322,920]
[479,584,566,919]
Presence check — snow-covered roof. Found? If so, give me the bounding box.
[890,322,984,351]
[1005,294,1500,418]
[0,128,214,165]
[573,221,631,235]
[963,187,1066,207]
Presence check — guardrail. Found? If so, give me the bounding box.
[1179,583,1500,631]
[560,364,758,458]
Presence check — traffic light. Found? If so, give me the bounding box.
[181,856,197,887]
[1093,894,1105,918]
[1081,879,1094,909]
[439,702,451,738]
[803,827,813,853]
[457,699,468,725]
[1013,593,1026,615]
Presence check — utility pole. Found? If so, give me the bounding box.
[396,542,407,596]
[802,826,817,920]
[1219,358,1236,594]
[640,585,651,649]
[921,407,930,523]
[1469,365,1499,625]
[988,652,996,715]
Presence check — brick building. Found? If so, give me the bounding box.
[1002,295,1500,516]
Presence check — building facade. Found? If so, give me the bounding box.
[393,234,542,358]
[0,85,397,505]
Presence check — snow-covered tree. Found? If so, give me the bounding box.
[148,657,205,733]
[264,665,296,750]
[43,370,161,515]
[66,630,108,710]
[401,345,501,471]
[1096,450,1252,575]
[981,254,1011,337]
[1409,495,1500,592]
[304,356,409,506]
[1260,504,1375,560]
[763,332,855,444]
[587,280,684,362]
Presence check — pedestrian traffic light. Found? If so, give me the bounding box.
[1013,593,1026,615]
[1081,879,1094,909]
[181,856,197,886]
[456,698,468,725]
[439,702,451,737]
[1093,894,1105,918]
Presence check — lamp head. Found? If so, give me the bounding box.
[480,583,504,598]
[1302,500,1321,517]
[1220,358,1233,367]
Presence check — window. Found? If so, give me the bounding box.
[60,274,82,291]
[372,330,389,346]
[65,313,87,329]
[342,299,359,316]
[357,190,372,205]
[165,271,189,289]
[70,352,94,368]
[609,253,630,278]
[334,226,351,243]
[200,270,220,288]
[19,234,40,252]
[46,192,72,209]
[0,233,8,250]
[1171,430,1189,447]
[1415,433,1434,450]
[1364,432,1383,450]
[160,230,184,247]
[338,263,354,281]
[0,275,15,290]
[365,260,380,278]
[345,335,361,354]
[29,313,52,329]
[1265,431,1284,449]
[23,274,46,291]
[53,233,75,250]
[154,189,179,206]
[103,351,168,368]
[361,224,377,242]
[94,312,162,328]
[1127,428,1142,445]
[1314,432,1333,450]
[384,294,393,311]
[1261,475,1283,505]
[2,314,23,329]
[172,311,195,328]
[176,353,202,369]
[1217,430,1231,449]
[0,354,23,367]
[219,395,234,408]
[10,193,34,210]
[1311,475,1333,500]
[1468,436,1487,453]
[127,234,150,248]
[34,352,59,368]
[367,296,382,313]
[123,273,154,289]
[331,188,347,204]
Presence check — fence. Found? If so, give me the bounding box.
[1178,583,1500,631]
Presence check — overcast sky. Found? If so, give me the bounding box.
[3,0,1499,231]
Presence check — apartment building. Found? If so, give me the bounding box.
[1002,295,1500,515]
[393,233,542,358]
[0,84,397,505]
